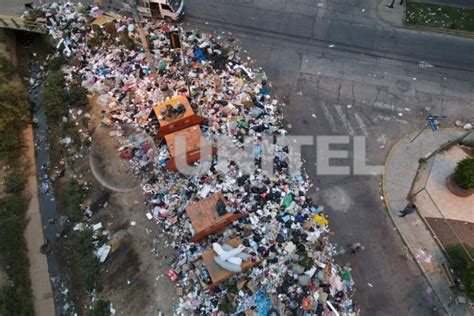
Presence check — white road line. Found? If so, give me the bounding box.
[373,101,405,113]
[373,114,408,125]
[354,113,369,137]
[320,102,338,132]
[334,104,355,135]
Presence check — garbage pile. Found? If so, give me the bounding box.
[31,2,356,314]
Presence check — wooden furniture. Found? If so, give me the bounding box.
[186,192,242,242]
[202,238,259,287]
[164,125,211,171]
[152,96,204,139]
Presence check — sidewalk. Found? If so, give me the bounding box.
[382,128,472,315]
[23,125,55,316]
[410,0,474,9]
[376,0,405,27]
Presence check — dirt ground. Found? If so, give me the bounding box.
[13,29,179,315]
[61,99,179,314]
[425,217,474,249]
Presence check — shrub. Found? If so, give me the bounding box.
[69,83,89,108]
[0,83,29,161]
[446,244,474,300]
[0,195,34,315]
[0,57,16,80]
[68,229,101,293]
[59,178,87,222]
[48,55,65,72]
[89,300,111,316]
[41,70,68,121]
[4,171,27,194]
[453,157,474,190]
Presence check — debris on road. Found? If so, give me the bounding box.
[29,2,357,315]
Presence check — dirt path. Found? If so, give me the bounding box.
[23,125,56,316]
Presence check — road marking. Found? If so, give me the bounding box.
[373,114,408,125]
[320,102,338,132]
[334,104,355,135]
[354,113,369,137]
[373,101,405,113]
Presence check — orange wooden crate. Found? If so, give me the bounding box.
[164,125,214,171]
[153,96,204,139]
[202,238,259,287]
[186,192,242,242]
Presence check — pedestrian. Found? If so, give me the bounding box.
[399,203,417,217]
[387,0,403,8]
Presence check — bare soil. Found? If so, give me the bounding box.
[56,100,179,314]
[425,217,474,248]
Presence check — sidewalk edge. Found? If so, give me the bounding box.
[381,129,450,314]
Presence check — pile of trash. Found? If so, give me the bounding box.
[30,2,356,314]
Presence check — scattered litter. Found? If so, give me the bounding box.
[29,2,357,314]
[419,61,433,68]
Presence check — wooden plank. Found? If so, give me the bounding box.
[153,96,205,139]
[186,192,242,242]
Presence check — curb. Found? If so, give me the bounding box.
[381,128,451,315]
[375,0,474,39]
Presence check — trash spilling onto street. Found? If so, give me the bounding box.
[28,2,356,314]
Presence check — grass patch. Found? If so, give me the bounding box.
[406,1,474,32]
[4,171,27,194]
[0,83,29,163]
[446,244,474,300]
[65,229,101,293]
[0,194,34,315]
[41,69,68,121]
[89,300,111,316]
[0,57,16,81]
[58,178,88,222]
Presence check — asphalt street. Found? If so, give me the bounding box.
[2,0,474,314]
[184,0,474,315]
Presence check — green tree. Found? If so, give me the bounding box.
[453,157,474,190]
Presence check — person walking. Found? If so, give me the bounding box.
[387,0,404,8]
[399,203,417,217]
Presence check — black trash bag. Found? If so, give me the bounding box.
[216,199,227,216]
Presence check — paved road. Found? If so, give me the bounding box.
[2,0,473,314]
[184,0,474,315]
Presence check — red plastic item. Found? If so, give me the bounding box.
[165,268,179,282]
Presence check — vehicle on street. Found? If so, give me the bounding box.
[135,0,184,21]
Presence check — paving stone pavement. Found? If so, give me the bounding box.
[383,128,473,315]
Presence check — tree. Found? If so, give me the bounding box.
[453,157,474,190]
